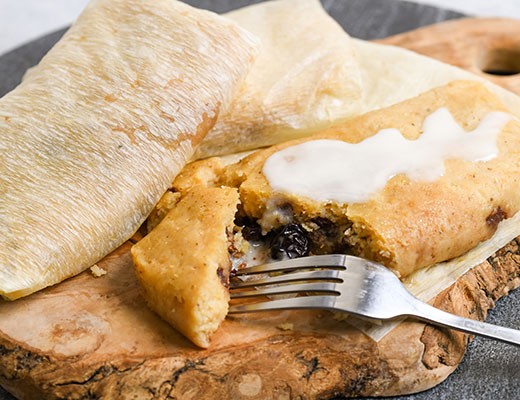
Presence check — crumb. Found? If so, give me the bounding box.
[90,264,107,277]
[276,322,294,331]
[332,311,349,322]
[378,249,391,258]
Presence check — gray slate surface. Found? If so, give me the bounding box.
[1,1,518,399]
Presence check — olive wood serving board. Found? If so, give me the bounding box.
[377,18,520,94]
[2,17,520,400]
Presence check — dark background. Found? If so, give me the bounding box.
[1,1,518,399]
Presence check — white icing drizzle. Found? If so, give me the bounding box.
[263,108,513,204]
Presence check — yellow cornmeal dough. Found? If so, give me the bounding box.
[172,157,226,196]
[146,191,182,232]
[132,187,240,348]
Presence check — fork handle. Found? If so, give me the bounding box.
[411,301,520,346]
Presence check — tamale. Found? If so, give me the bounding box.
[222,81,520,278]
[134,81,520,347]
[0,0,257,300]
[132,186,240,348]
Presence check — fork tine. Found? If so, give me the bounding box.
[230,282,339,299]
[228,295,337,314]
[233,254,347,276]
[230,269,342,289]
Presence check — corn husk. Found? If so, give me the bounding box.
[194,0,364,158]
[0,0,257,300]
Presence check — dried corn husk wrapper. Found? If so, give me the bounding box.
[194,0,364,158]
[0,0,258,300]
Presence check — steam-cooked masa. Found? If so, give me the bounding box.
[0,0,257,300]
[132,187,240,348]
[222,81,520,277]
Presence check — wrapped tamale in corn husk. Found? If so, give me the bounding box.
[0,0,258,300]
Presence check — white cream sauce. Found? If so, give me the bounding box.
[263,108,512,203]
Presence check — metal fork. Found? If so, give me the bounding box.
[228,254,520,346]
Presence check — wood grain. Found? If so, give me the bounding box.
[378,18,520,94]
[1,239,519,399]
[2,17,520,400]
